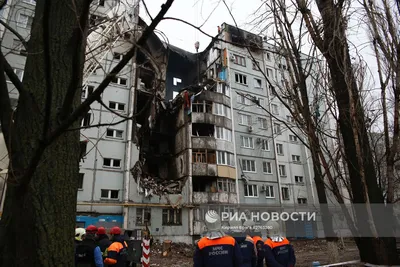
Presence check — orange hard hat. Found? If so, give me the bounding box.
[86,225,98,233]
[109,226,121,235]
[97,227,106,235]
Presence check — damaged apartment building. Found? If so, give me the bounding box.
[1,0,331,243]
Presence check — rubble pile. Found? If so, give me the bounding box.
[130,160,182,196]
[151,241,195,258]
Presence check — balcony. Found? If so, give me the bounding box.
[192,163,217,176]
[192,113,232,129]
[193,191,237,204]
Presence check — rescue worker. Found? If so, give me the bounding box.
[263,221,296,267]
[75,227,104,267]
[233,220,256,267]
[86,225,98,235]
[96,227,111,259]
[75,228,86,248]
[104,226,128,267]
[251,234,264,267]
[193,211,242,267]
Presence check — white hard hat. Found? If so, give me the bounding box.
[205,210,221,231]
[75,228,86,241]
[266,220,281,237]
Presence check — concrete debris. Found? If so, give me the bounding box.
[130,160,182,196]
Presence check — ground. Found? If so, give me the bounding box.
[148,239,360,267]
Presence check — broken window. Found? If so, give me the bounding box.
[192,100,204,113]
[192,149,216,164]
[162,209,182,225]
[136,208,151,226]
[192,100,213,113]
[192,123,214,137]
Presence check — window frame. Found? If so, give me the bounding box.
[276,143,284,155]
[278,164,287,177]
[100,189,119,200]
[106,128,124,139]
[162,209,182,226]
[291,155,301,163]
[233,54,246,66]
[103,158,122,169]
[78,173,84,190]
[109,101,126,112]
[282,187,290,200]
[262,161,272,174]
[244,184,258,198]
[235,73,248,85]
[238,113,251,126]
[240,136,254,149]
[265,185,274,198]
[136,208,151,226]
[242,159,256,173]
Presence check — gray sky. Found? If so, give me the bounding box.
[140,0,256,53]
[141,0,381,121]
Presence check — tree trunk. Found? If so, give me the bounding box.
[313,1,399,264]
[0,1,90,266]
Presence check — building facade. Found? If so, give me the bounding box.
[0,1,328,242]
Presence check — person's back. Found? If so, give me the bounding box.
[263,221,296,267]
[194,235,242,267]
[233,235,256,267]
[75,235,103,267]
[96,227,111,257]
[251,236,264,267]
[264,237,295,267]
[104,227,128,267]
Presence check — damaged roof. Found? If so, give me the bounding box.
[163,42,198,63]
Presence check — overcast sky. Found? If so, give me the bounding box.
[140,0,381,117]
[140,0,256,53]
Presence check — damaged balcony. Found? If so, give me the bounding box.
[192,149,217,176]
[192,177,237,204]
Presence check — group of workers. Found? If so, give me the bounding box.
[194,214,296,267]
[74,225,129,267]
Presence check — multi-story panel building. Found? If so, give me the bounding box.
[0,0,327,241]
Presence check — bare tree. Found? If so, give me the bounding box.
[296,0,399,264]
[0,0,174,266]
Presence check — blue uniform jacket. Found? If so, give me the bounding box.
[264,238,296,267]
[252,236,264,267]
[193,235,243,267]
[233,236,256,267]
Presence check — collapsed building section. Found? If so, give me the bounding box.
[131,32,238,207]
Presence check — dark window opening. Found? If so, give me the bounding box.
[81,113,91,127]
[136,208,151,226]
[162,209,182,225]
[79,141,88,162]
[78,173,84,189]
[192,123,214,137]
[98,0,105,6]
